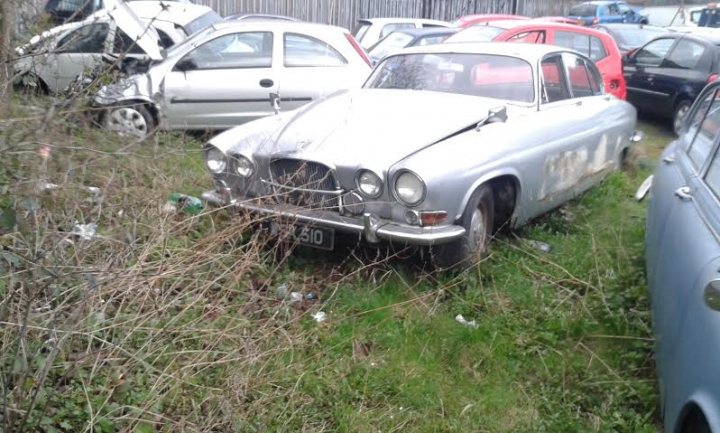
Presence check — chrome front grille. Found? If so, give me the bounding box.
[268,159,339,209]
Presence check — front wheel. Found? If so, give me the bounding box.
[433,185,494,269]
[673,100,692,136]
[103,104,156,139]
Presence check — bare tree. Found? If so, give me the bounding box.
[0,0,15,113]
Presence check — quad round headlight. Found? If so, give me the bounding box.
[205,146,227,174]
[357,170,383,198]
[233,154,254,178]
[394,171,426,206]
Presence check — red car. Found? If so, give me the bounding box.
[446,20,627,100]
[452,14,529,28]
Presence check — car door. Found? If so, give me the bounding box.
[657,38,713,117]
[648,86,720,387]
[646,86,720,418]
[604,3,624,23]
[529,53,614,213]
[624,37,676,113]
[161,30,278,129]
[41,21,111,92]
[278,32,358,112]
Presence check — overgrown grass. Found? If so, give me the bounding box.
[0,99,673,432]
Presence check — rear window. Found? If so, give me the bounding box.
[554,31,607,61]
[185,11,222,35]
[444,26,505,43]
[366,53,535,103]
[368,32,414,60]
[354,23,371,42]
[569,4,598,16]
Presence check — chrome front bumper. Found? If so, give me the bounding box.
[202,190,465,246]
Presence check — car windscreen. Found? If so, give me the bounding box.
[569,4,598,16]
[365,53,535,103]
[612,27,667,48]
[163,24,216,57]
[368,32,414,60]
[185,11,222,35]
[444,26,504,43]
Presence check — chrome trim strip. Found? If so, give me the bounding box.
[260,179,344,195]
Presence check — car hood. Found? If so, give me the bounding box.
[105,0,162,60]
[257,89,516,166]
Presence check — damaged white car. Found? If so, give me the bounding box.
[201,43,641,267]
[92,20,372,137]
[14,0,220,94]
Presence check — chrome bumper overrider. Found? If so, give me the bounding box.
[202,190,465,246]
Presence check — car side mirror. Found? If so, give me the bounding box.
[623,49,637,64]
[486,106,508,123]
[174,58,197,72]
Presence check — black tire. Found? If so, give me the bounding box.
[433,185,494,269]
[102,104,157,139]
[680,409,711,433]
[673,100,692,136]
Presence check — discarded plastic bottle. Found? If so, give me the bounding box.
[168,193,204,215]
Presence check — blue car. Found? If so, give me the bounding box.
[643,79,720,433]
[568,1,648,26]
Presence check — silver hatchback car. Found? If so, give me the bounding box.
[93,21,372,137]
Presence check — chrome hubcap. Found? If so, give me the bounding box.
[106,107,148,138]
[468,205,487,254]
[674,105,690,134]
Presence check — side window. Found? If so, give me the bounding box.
[56,22,109,53]
[684,91,714,150]
[113,29,145,55]
[666,39,707,70]
[507,30,546,44]
[608,4,620,15]
[688,90,720,169]
[177,32,273,70]
[284,33,347,67]
[553,31,607,61]
[381,23,414,38]
[634,38,675,66]
[564,53,602,97]
[541,54,570,103]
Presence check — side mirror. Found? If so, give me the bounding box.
[174,57,197,72]
[623,49,637,64]
[486,106,508,124]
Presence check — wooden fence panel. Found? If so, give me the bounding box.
[19,0,577,33]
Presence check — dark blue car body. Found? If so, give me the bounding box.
[644,78,720,433]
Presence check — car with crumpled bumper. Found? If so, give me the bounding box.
[93,20,371,138]
[201,43,641,267]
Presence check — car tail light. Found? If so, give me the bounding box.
[709,73,719,83]
[344,33,371,67]
[592,17,599,25]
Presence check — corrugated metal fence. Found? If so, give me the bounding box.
[19,0,575,33]
[192,0,574,29]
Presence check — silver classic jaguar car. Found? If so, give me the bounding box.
[202,43,641,267]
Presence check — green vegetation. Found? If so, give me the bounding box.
[0,102,672,432]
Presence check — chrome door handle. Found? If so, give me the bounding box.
[674,186,693,201]
[663,155,676,164]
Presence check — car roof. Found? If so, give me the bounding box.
[208,19,349,34]
[126,1,214,26]
[676,30,720,45]
[398,41,578,61]
[358,17,449,26]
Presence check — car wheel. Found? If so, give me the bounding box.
[680,410,711,433]
[13,74,47,96]
[433,185,494,269]
[103,104,156,139]
[673,100,692,136]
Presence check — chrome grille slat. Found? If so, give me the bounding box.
[269,159,339,209]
